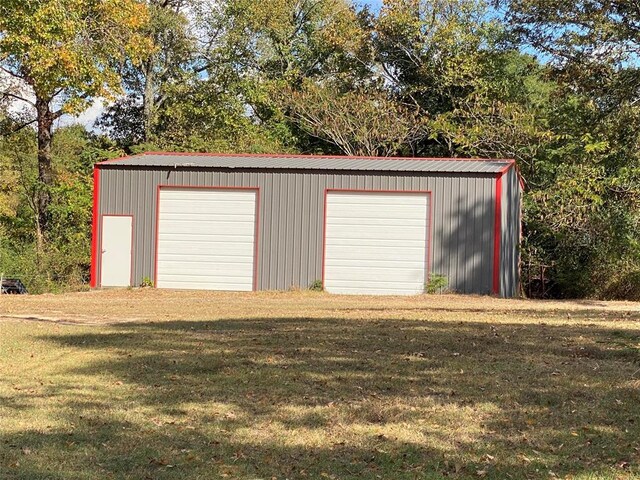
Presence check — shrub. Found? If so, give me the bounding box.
[426,274,448,294]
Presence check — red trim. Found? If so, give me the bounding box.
[253,189,261,291]
[97,151,516,165]
[498,159,516,174]
[492,174,503,296]
[99,214,135,287]
[321,188,433,292]
[500,160,526,191]
[90,167,100,287]
[427,192,433,286]
[154,185,260,291]
[154,184,160,288]
[321,191,328,289]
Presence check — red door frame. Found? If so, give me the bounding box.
[154,185,261,291]
[321,188,434,292]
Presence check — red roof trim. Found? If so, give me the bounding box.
[96,151,516,165]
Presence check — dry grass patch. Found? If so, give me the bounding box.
[0,290,639,479]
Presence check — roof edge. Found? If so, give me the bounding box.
[96,151,516,166]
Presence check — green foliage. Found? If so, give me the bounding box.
[140,277,154,288]
[426,274,448,294]
[309,280,324,292]
[284,82,427,156]
[0,0,152,111]
[523,164,640,298]
[0,125,120,293]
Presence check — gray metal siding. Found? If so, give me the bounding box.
[96,167,502,295]
[500,168,522,297]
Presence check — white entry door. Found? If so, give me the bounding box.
[156,188,257,291]
[324,191,430,295]
[101,216,133,287]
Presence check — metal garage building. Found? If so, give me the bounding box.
[90,152,522,297]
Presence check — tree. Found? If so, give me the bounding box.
[207,0,369,151]
[499,0,640,133]
[429,51,557,177]
[285,82,427,156]
[0,0,152,246]
[0,124,123,292]
[98,0,200,145]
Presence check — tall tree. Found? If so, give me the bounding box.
[285,82,427,156]
[98,0,199,145]
[0,0,152,245]
[499,0,640,137]
[209,0,369,149]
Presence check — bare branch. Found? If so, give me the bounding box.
[1,92,36,107]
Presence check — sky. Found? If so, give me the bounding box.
[360,0,382,10]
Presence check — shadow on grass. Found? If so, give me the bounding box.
[325,306,640,321]
[2,317,640,479]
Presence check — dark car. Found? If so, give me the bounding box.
[1,278,28,294]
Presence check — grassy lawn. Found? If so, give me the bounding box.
[1,290,639,479]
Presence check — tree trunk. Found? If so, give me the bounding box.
[143,57,156,141]
[35,96,54,249]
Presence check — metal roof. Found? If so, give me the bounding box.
[98,152,513,174]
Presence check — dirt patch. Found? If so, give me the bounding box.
[1,289,638,326]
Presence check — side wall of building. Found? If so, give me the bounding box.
[95,167,502,294]
[499,167,522,297]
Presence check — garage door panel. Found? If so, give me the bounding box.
[158,220,255,235]
[327,238,426,247]
[324,191,429,295]
[327,217,427,227]
[161,212,256,222]
[158,279,253,290]
[158,234,254,244]
[161,209,256,219]
[325,246,426,262]
[327,286,421,295]
[158,257,254,266]
[329,195,423,206]
[161,203,255,214]
[326,256,425,266]
[328,278,423,288]
[327,207,429,218]
[326,265,425,279]
[327,226,427,240]
[158,244,254,256]
[157,188,257,291]
[159,264,253,277]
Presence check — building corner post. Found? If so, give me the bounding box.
[492,172,504,296]
[90,166,100,288]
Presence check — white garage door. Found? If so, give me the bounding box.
[156,188,257,291]
[324,191,430,295]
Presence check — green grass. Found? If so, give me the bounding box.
[1,291,639,479]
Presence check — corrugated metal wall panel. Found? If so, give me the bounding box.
[96,167,503,294]
[500,168,522,297]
